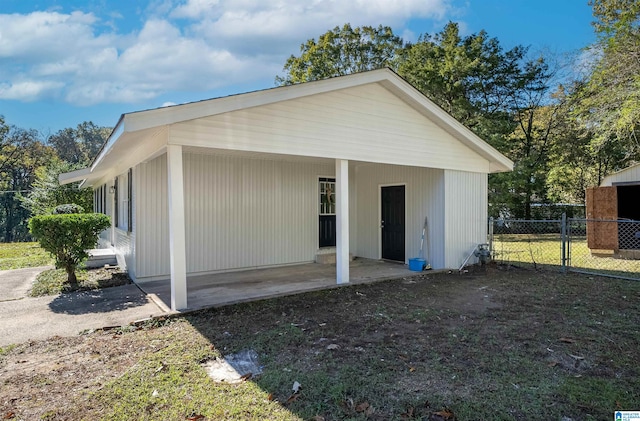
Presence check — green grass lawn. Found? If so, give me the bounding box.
[0,242,53,270]
[492,234,640,278]
[1,268,639,420]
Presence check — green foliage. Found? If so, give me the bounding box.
[399,22,523,132]
[276,24,404,85]
[47,121,111,166]
[399,23,558,218]
[29,213,110,285]
[52,203,85,214]
[578,0,640,151]
[19,159,93,216]
[0,122,51,241]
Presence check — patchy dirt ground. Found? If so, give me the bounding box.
[1,265,639,420]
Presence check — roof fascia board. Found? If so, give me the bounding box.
[91,116,125,172]
[59,168,91,185]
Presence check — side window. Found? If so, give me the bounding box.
[115,170,132,232]
[127,168,132,232]
[114,177,119,227]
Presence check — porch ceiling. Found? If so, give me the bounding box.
[136,259,421,312]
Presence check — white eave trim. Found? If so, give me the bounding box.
[91,117,125,172]
[59,168,91,185]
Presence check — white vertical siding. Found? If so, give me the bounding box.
[136,154,170,278]
[354,164,446,269]
[183,153,334,273]
[169,84,492,174]
[135,152,335,279]
[443,170,488,268]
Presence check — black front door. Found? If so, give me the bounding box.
[381,185,405,262]
[319,215,336,247]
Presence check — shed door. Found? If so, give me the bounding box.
[381,185,405,262]
[319,178,336,248]
[586,186,618,250]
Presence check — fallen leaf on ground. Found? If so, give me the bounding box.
[3,412,15,420]
[286,393,300,405]
[568,354,584,360]
[186,414,204,421]
[240,372,252,381]
[430,408,455,420]
[267,393,274,401]
[355,402,369,413]
[559,337,577,344]
[548,361,558,367]
[311,416,325,421]
[401,406,415,418]
[326,344,340,350]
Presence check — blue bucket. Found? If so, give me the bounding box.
[408,258,426,271]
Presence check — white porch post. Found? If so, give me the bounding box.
[167,144,188,310]
[335,159,349,284]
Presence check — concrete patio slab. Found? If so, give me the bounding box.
[136,259,422,311]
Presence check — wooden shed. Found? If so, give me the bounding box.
[586,163,640,254]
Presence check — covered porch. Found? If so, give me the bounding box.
[136,259,419,312]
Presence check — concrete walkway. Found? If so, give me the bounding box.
[0,267,166,347]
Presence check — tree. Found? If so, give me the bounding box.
[20,159,93,216]
[0,125,51,241]
[48,121,111,166]
[546,81,630,205]
[398,23,559,218]
[578,0,640,151]
[29,212,110,285]
[276,24,405,85]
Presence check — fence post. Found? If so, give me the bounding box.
[561,212,567,272]
[488,217,494,258]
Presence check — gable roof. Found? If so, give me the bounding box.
[61,68,513,186]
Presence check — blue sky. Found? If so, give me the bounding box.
[0,0,596,135]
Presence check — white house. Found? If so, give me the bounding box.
[61,68,513,310]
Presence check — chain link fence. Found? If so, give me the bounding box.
[489,216,640,281]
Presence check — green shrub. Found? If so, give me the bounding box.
[52,203,85,214]
[29,213,111,286]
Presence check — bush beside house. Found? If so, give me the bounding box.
[29,207,110,286]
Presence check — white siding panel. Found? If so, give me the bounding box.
[601,164,640,186]
[354,164,446,269]
[443,170,488,268]
[169,84,491,174]
[136,154,170,278]
[183,153,334,273]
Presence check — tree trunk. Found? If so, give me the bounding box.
[66,267,78,287]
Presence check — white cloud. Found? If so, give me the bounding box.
[0,80,64,101]
[0,0,455,106]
